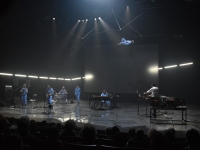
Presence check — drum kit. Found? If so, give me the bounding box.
[53,93,69,104]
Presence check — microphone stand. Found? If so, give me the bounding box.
[10,86,22,109]
[42,87,47,114]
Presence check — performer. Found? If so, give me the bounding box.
[117,38,134,45]
[101,89,111,107]
[46,85,54,113]
[74,85,81,104]
[144,83,159,98]
[59,86,68,102]
[20,83,28,107]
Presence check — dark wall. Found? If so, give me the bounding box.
[159,36,200,104]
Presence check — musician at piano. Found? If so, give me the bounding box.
[144,83,159,98]
[59,86,68,101]
[20,83,28,107]
[101,89,111,107]
[46,85,54,112]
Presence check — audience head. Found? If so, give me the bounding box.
[41,120,47,126]
[81,123,96,144]
[135,129,145,139]
[164,127,175,142]
[64,119,76,132]
[186,128,200,148]
[1,134,23,149]
[113,132,127,147]
[150,132,167,150]
[148,128,158,140]
[30,120,37,132]
[0,114,9,134]
[48,125,59,140]
[17,116,30,136]
[105,127,112,135]
[128,127,136,138]
[111,126,120,137]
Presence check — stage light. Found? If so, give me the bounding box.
[82,20,84,22]
[158,67,163,70]
[72,77,81,80]
[82,77,85,79]
[15,74,27,77]
[39,76,48,79]
[164,65,177,69]
[5,85,12,88]
[58,78,64,80]
[0,73,13,76]
[86,19,88,21]
[28,75,38,78]
[85,74,93,80]
[53,18,55,20]
[49,77,57,80]
[78,20,80,22]
[98,17,101,19]
[94,18,96,20]
[65,78,71,80]
[179,62,193,66]
[148,66,158,74]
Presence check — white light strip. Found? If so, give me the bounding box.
[164,65,177,69]
[5,85,12,87]
[15,74,27,77]
[49,77,57,80]
[0,73,13,76]
[58,78,64,80]
[158,68,163,70]
[28,75,38,78]
[82,77,85,78]
[65,79,71,80]
[72,77,81,80]
[179,62,193,66]
[39,76,48,79]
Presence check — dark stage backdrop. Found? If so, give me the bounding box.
[84,44,159,94]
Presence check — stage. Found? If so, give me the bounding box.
[0,99,200,136]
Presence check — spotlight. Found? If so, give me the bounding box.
[94,18,96,20]
[82,20,84,22]
[78,20,80,22]
[98,17,101,19]
[53,18,55,20]
[86,19,88,21]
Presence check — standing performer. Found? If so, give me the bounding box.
[101,89,111,107]
[20,83,28,107]
[74,85,81,104]
[144,83,159,98]
[46,85,54,113]
[59,86,68,102]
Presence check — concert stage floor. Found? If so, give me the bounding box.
[0,100,200,135]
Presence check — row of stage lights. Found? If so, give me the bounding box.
[158,62,193,70]
[78,17,101,22]
[0,62,193,78]
[53,17,102,22]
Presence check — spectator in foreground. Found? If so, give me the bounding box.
[185,128,200,150]
[111,126,120,138]
[147,128,158,140]
[60,119,78,137]
[150,131,168,150]
[113,132,128,147]
[80,123,96,145]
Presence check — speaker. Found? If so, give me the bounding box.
[0,101,7,107]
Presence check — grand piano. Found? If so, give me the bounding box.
[88,94,118,109]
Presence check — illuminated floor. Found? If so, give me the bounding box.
[0,100,200,135]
